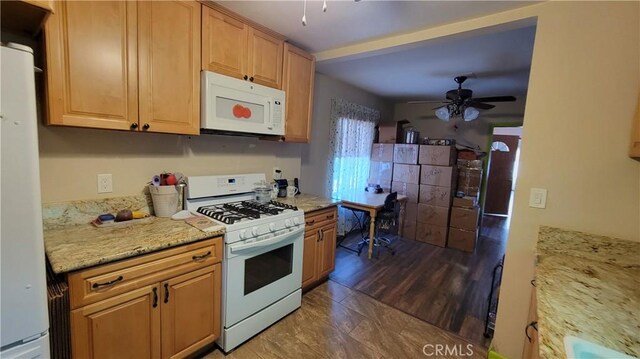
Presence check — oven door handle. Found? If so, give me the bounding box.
[229,227,304,253]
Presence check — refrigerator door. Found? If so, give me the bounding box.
[0,44,49,349]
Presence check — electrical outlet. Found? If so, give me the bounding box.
[273,167,281,179]
[97,174,113,193]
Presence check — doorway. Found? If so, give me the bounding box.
[484,126,522,216]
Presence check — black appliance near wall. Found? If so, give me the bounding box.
[275,179,288,198]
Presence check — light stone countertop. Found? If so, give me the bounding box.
[276,193,341,213]
[536,226,640,358]
[43,195,224,274]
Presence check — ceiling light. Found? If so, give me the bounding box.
[435,106,450,122]
[302,0,328,26]
[463,107,479,121]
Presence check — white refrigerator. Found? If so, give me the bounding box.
[0,43,50,358]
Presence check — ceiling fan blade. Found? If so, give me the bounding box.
[472,96,516,102]
[407,100,450,104]
[467,101,495,110]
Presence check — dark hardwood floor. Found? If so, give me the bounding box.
[329,215,509,348]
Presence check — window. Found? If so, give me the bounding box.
[491,141,511,152]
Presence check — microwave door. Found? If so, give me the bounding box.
[207,86,277,135]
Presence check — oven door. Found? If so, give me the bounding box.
[224,227,303,327]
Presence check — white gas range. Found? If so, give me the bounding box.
[185,173,304,353]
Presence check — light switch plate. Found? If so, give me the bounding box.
[529,188,547,209]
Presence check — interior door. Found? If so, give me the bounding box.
[485,135,520,215]
[137,0,200,135]
[160,265,221,359]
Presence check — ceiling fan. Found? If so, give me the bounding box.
[409,75,517,122]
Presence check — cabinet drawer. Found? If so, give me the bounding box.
[68,237,222,309]
[304,207,337,231]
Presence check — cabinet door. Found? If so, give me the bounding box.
[522,286,539,359]
[317,222,337,279]
[161,265,221,359]
[70,284,161,359]
[137,1,200,135]
[202,6,247,80]
[45,1,138,131]
[247,28,283,89]
[302,231,319,289]
[282,43,315,143]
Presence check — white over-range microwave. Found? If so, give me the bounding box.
[201,71,285,136]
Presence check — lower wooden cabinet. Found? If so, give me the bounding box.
[522,284,539,359]
[69,238,222,359]
[302,207,337,290]
[629,94,640,160]
[70,284,161,359]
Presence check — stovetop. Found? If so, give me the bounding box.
[196,200,298,225]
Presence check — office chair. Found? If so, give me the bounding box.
[357,192,399,256]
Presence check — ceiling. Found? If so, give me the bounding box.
[220,1,537,103]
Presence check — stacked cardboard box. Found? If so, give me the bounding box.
[448,159,483,252]
[391,144,420,240]
[415,145,456,247]
[368,144,394,192]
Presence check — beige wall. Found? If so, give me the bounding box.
[38,124,302,203]
[392,99,526,152]
[300,72,394,197]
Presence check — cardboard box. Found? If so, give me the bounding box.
[419,185,452,207]
[416,203,450,227]
[457,168,482,194]
[371,144,394,162]
[416,222,448,247]
[420,165,455,187]
[368,161,393,183]
[448,227,478,252]
[377,120,408,144]
[393,144,420,164]
[392,164,420,184]
[419,145,456,166]
[402,220,417,240]
[391,181,419,203]
[452,196,478,208]
[457,159,483,169]
[450,206,480,231]
[403,202,418,223]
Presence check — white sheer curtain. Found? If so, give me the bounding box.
[326,98,380,234]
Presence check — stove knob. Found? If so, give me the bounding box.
[293,217,301,226]
[269,223,276,232]
[251,227,259,236]
[284,219,292,228]
[239,230,247,239]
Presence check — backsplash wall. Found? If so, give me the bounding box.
[38,123,302,203]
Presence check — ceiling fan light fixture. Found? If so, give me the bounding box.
[435,106,450,122]
[463,106,479,122]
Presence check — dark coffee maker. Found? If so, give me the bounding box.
[274,179,288,198]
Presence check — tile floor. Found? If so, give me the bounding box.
[202,280,487,358]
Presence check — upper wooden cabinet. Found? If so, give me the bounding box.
[282,43,315,143]
[201,4,284,89]
[44,0,200,135]
[629,94,640,160]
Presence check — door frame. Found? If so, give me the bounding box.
[479,122,523,215]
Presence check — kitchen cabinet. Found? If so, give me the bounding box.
[282,43,316,143]
[1,0,53,35]
[44,0,201,135]
[629,94,640,160]
[68,238,222,359]
[522,284,539,359]
[301,207,337,290]
[201,4,284,89]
